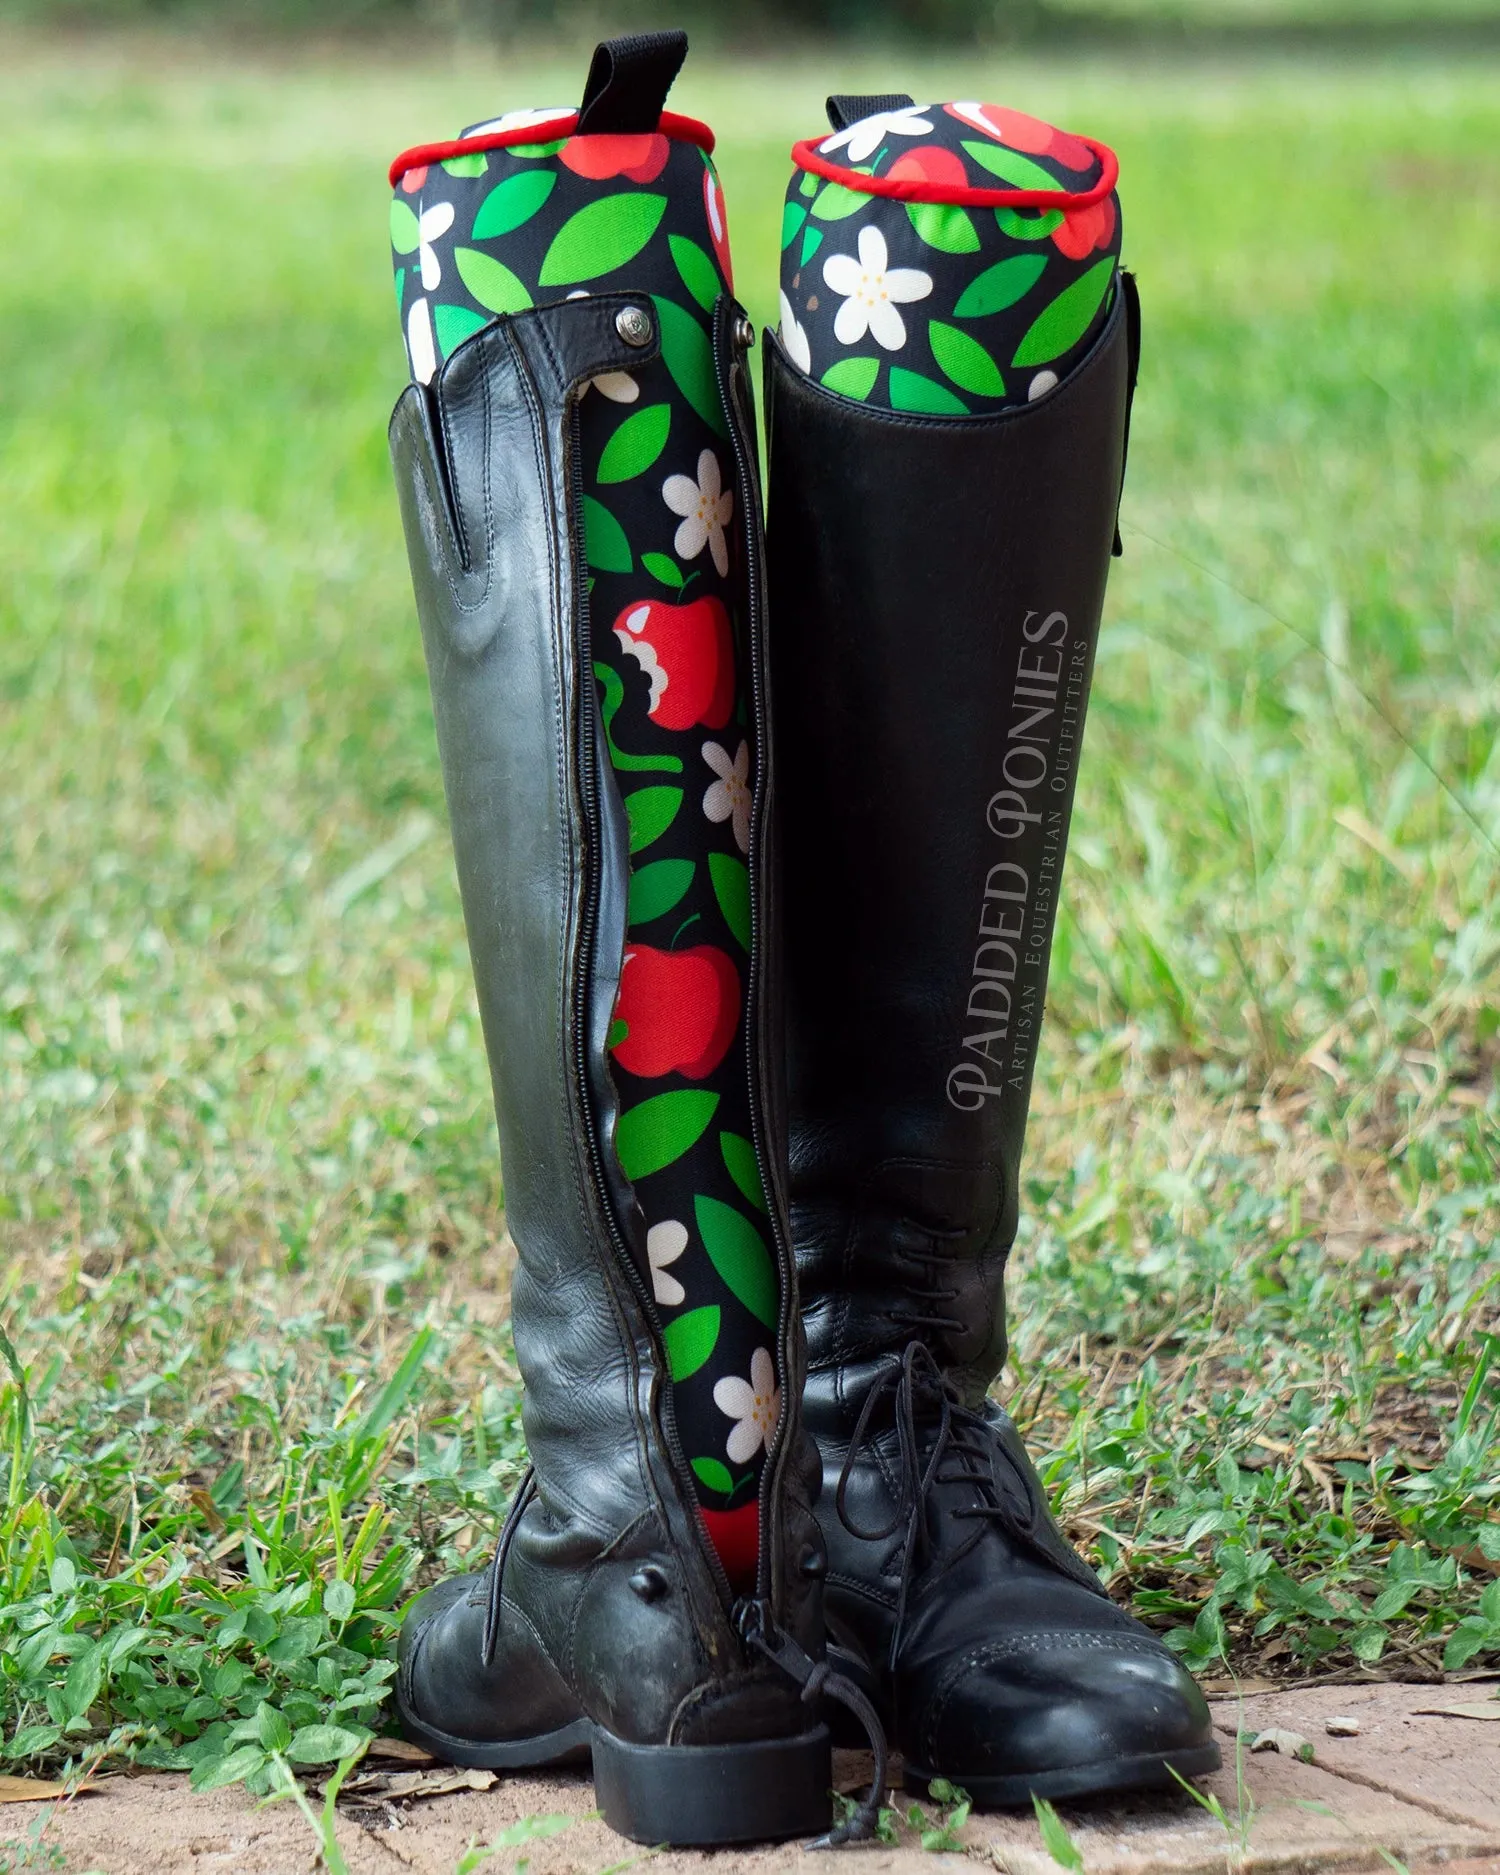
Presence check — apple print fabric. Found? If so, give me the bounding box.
[392,110,777,1587]
[778,98,1122,413]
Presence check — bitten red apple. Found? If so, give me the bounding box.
[612,944,739,1081]
[698,1502,758,1589]
[886,144,968,191]
[703,166,733,291]
[613,596,734,732]
[559,132,670,182]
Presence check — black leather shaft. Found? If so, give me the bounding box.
[390,292,823,1756]
[764,278,1215,1799]
[766,278,1136,1426]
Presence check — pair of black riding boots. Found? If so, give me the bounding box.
[387,39,1218,1849]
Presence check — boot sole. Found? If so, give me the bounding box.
[593,1725,833,1845]
[398,1707,834,1845]
[905,1740,1223,1807]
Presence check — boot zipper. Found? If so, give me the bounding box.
[560,384,736,1614]
[712,306,797,1611]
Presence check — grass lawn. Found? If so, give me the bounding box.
[1,29,1499,1800]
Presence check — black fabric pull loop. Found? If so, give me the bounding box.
[825,92,915,131]
[576,31,688,136]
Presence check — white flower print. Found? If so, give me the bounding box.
[662,449,733,579]
[418,201,455,291]
[822,225,933,353]
[591,371,640,403]
[702,740,751,854]
[818,103,933,166]
[778,289,811,375]
[463,105,571,137]
[713,1348,781,1465]
[647,1220,687,1308]
[407,295,437,386]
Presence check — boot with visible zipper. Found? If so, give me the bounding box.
[385,40,885,1847]
[764,94,1220,1808]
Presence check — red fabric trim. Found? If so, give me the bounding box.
[389,110,715,187]
[787,133,1118,210]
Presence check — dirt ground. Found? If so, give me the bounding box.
[16,1684,1500,1875]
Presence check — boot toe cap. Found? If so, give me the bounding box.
[908,1627,1219,1803]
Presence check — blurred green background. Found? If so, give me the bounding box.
[1,10,1498,1788]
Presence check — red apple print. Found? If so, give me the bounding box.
[698,1502,759,1588]
[560,133,670,183]
[1051,192,1117,259]
[613,597,734,733]
[401,165,428,194]
[886,144,968,190]
[702,164,733,291]
[944,101,1095,174]
[612,944,740,1080]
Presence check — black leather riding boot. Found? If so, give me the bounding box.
[386,284,865,1844]
[765,276,1221,1804]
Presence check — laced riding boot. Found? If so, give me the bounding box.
[764,92,1220,1805]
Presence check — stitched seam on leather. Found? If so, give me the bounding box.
[920,1629,1164,1763]
[436,337,495,615]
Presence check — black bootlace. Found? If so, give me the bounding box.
[835,1341,1042,1669]
[737,1596,890,1849]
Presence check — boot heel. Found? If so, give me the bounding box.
[592,1724,832,1845]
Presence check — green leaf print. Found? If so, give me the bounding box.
[607,1016,628,1049]
[433,304,489,359]
[811,181,868,222]
[583,496,632,575]
[692,1455,736,1495]
[511,138,567,159]
[961,141,1067,194]
[694,1196,777,1328]
[905,202,980,254]
[616,1089,720,1181]
[820,357,879,401]
[781,202,808,250]
[953,253,1048,318]
[995,205,1064,241]
[441,152,488,177]
[799,171,820,199]
[539,193,668,286]
[720,1131,767,1213]
[1012,258,1115,367]
[668,235,723,315]
[389,199,421,256]
[664,1307,721,1381]
[595,663,681,774]
[625,786,682,853]
[597,404,671,484]
[800,225,824,268]
[651,297,726,437]
[641,551,685,591]
[929,322,1007,398]
[471,168,557,241]
[889,368,969,415]
[628,858,694,927]
[454,248,533,316]
[708,852,751,951]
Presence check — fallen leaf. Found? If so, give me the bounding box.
[0,1775,69,1803]
[363,1738,435,1765]
[1412,1702,1500,1721]
[1248,1728,1315,1761]
[340,1767,498,1801]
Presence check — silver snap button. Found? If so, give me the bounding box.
[734,314,756,351]
[616,305,653,348]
